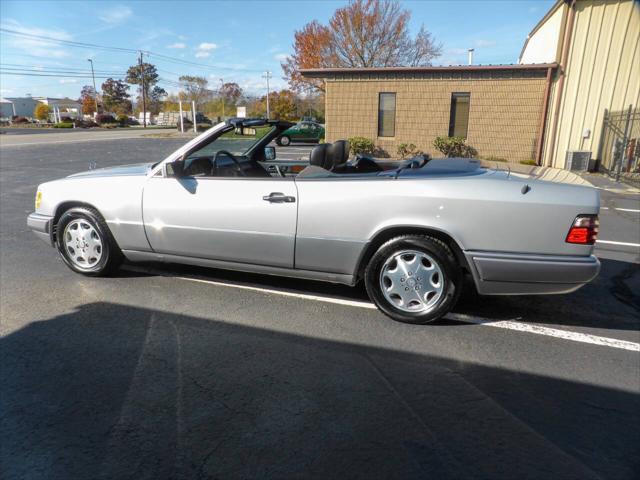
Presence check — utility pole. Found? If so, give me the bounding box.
[219,78,225,119]
[87,58,99,115]
[262,71,272,119]
[139,51,147,128]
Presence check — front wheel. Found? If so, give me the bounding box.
[364,235,462,324]
[55,207,123,276]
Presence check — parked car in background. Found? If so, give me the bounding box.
[276,121,324,146]
[27,118,601,325]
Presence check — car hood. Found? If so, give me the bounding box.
[67,162,154,178]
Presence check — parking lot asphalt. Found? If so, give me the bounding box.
[1,133,639,479]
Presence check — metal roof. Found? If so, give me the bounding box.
[300,63,558,77]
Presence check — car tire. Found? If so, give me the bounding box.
[55,206,123,276]
[364,235,462,324]
[278,135,291,146]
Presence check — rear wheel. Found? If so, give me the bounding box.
[55,207,123,276]
[364,235,462,324]
[278,135,291,146]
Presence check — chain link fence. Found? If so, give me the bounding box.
[598,106,639,183]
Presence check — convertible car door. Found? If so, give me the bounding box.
[142,176,298,268]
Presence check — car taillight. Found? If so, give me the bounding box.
[566,215,599,244]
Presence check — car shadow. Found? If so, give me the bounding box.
[455,257,639,331]
[121,256,640,332]
[1,302,638,480]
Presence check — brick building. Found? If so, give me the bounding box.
[301,0,639,170]
[302,64,555,163]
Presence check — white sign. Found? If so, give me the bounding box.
[237,106,246,118]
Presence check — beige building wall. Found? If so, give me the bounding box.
[324,71,548,162]
[520,2,566,64]
[540,0,640,168]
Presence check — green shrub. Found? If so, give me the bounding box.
[53,122,74,128]
[481,155,508,162]
[433,136,477,158]
[397,143,423,159]
[520,160,538,166]
[348,136,375,155]
[116,114,129,126]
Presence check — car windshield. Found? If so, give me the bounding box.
[187,125,273,159]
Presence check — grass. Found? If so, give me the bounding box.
[520,160,538,166]
[481,155,508,162]
[52,122,74,128]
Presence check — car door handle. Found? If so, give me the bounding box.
[263,192,295,203]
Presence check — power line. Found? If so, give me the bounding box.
[0,28,137,53]
[1,62,118,71]
[0,67,127,77]
[0,71,119,79]
[0,27,265,73]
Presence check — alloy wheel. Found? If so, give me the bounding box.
[379,249,445,313]
[63,219,103,270]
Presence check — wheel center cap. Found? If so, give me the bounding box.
[407,277,417,287]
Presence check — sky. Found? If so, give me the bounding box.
[0,0,555,100]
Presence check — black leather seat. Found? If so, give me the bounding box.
[308,143,332,169]
[328,140,350,172]
[305,140,350,172]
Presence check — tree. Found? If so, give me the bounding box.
[148,86,168,114]
[254,90,298,121]
[219,82,243,105]
[282,0,442,92]
[79,85,97,114]
[178,75,211,106]
[125,62,162,113]
[101,78,131,114]
[282,21,334,93]
[81,96,96,115]
[33,103,50,121]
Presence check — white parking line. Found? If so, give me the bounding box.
[175,275,378,309]
[447,313,640,352]
[596,240,640,248]
[600,207,640,213]
[139,270,640,352]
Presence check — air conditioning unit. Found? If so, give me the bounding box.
[565,151,591,171]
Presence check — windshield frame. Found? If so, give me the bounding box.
[183,124,276,162]
[149,119,293,178]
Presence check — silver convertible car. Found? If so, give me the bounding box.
[28,118,601,324]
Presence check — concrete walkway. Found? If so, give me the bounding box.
[578,172,640,194]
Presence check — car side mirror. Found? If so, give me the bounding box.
[168,157,185,177]
[264,146,276,161]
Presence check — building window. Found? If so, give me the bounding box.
[378,93,396,137]
[448,92,470,138]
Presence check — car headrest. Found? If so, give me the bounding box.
[309,143,331,169]
[329,140,350,167]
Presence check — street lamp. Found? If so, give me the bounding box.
[87,59,99,115]
[262,71,272,119]
[219,78,225,119]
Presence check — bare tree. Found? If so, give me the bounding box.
[178,75,212,106]
[282,0,442,91]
